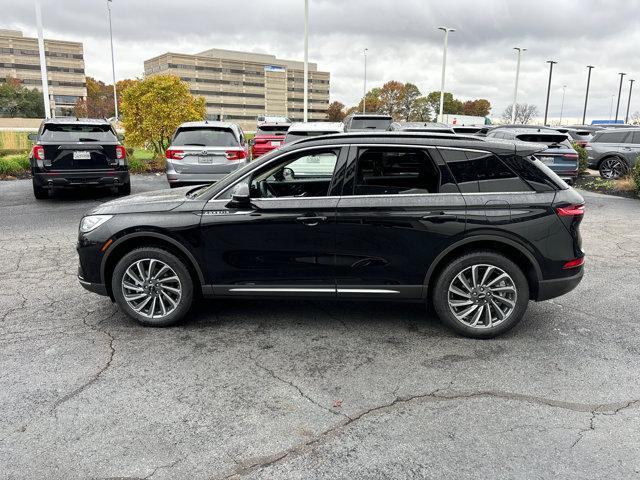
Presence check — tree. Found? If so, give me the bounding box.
[120,75,206,156]
[0,78,45,118]
[326,101,346,121]
[409,97,432,122]
[425,91,464,120]
[354,87,383,114]
[463,99,491,117]
[378,81,405,120]
[630,111,640,125]
[400,83,421,121]
[74,77,115,118]
[501,103,539,124]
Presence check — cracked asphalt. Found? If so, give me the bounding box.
[1,175,639,479]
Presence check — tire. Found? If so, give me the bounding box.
[33,180,48,199]
[112,247,194,327]
[117,181,131,196]
[169,182,182,189]
[432,250,529,339]
[599,157,628,179]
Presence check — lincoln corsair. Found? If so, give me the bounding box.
[77,132,585,338]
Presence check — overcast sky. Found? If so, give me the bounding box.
[3,0,640,123]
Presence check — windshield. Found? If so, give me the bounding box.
[172,128,238,147]
[40,124,117,142]
[350,118,392,130]
[256,125,290,135]
[285,131,337,143]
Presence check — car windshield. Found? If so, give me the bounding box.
[285,131,337,143]
[172,127,238,147]
[40,124,117,142]
[256,125,289,135]
[350,118,392,130]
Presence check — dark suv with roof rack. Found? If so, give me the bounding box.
[77,132,585,338]
[29,118,130,199]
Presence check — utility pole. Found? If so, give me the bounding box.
[34,0,51,118]
[543,60,557,126]
[511,47,525,124]
[107,0,118,119]
[615,72,626,123]
[582,65,594,125]
[302,0,309,122]
[625,79,635,124]
[437,26,455,123]
[362,48,368,113]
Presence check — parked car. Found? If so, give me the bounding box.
[452,125,485,135]
[554,126,602,147]
[585,127,640,178]
[284,122,344,144]
[257,115,291,124]
[486,127,579,184]
[250,121,291,159]
[165,121,248,188]
[389,122,456,134]
[77,132,585,338]
[343,113,393,132]
[28,117,130,199]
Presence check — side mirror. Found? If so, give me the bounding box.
[27,133,38,142]
[116,133,125,142]
[226,182,251,209]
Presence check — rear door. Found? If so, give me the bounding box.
[622,131,640,165]
[171,127,243,174]
[334,144,466,299]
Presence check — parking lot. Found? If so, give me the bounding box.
[1,175,639,479]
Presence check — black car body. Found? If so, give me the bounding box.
[77,132,585,338]
[29,118,130,198]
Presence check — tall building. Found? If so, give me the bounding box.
[144,48,330,130]
[0,29,86,117]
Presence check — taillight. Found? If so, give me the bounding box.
[115,145,126,159]
[32,144,44,160]
[563,257,585,269]
[562,153,579,159]
[226,150,247,161]
[556,204,585,217]
[166,149,185,160]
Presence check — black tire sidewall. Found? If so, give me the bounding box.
[33,180,47,199]
[112,247,193,327]
[433,251,529,339]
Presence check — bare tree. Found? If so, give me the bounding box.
[630,111,640,125]
[501,103,539,124]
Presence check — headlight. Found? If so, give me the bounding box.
[79,215,113,233]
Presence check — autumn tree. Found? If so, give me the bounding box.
[501,103,539,124]
[399,83,421,121]
[120,75,206,155]
[425,91,464,120]
[409,97,432,122]
[0,77,45,118]
[378,81,405,120]
[462,99,491,117]
[353,87,383,114]
[326,101,346,121]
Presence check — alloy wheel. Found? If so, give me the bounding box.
[600,158,626,179]
[447,263,517,329]
[121,258,182,319]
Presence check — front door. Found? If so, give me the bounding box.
[334,145,467,299]
[199,146,347,296]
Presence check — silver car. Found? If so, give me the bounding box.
[586,127,640,179]
[283,122,344,144]
[165,121,248,188]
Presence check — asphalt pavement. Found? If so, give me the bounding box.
[1,175,639,479]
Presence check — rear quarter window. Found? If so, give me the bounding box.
[593,131,631,143]
[172,128,238,147]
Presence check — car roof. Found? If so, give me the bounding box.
[390,122,453,131]
[491,127,565,135]
[42,117,112,125]
[595,126,640,133]
[177,121,240,131]
[257,122,292,127]
[287,122,344,132]
[346,113,393,120]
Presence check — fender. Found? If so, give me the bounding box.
[100,231,205,286]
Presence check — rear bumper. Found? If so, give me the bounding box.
[535,268,584,301]
[34,170,129,188]
[78,276,108,296]
[165,160,242,184]
[166,172,231,184]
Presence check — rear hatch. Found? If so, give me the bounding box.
[254,124,289,149]
[39,123,119,171]
[515,133,578,174]
[348,117,393,131]
[167,126,244,174]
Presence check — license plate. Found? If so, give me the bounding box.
[270,141,281,146]
[539,156,554,165]
[198,156,213,164]
[73,151,91,160]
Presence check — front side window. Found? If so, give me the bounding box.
[347,147,440,196]
[172,128,238,147]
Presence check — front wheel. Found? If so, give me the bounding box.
[599,157,628,179]
[432,251,529,338]
[112,247,194,327]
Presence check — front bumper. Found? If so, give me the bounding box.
[78,276,108,296]
[34,170,129,188]
[535,268,584,301]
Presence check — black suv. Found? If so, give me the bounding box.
[77,132,585,338]
[29,118,130,199]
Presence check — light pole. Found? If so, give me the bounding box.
[107,0,118,120]
[609,94,615,121]
[559,85,567,125]
[582,65,594,125]
[302,0,309,122]
[615,72,626,123]
[34,0,51,118]
[543,60,557,126]
[625,79,635,124]
[511,47,526,124]
[362,48,368,113]
[437,26,455,123]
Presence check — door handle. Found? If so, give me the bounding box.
[296,215,327,226]
[422,214,459,223]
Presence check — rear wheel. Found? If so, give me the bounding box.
[33,180,48,199]
[117,181,131,196]
[112,247,194,327]
[599,157,628,179]
[432,251,529,338]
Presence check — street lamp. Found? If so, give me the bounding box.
[582,65,594,125]
[437,26,455,123]
[615,72,626,123]
[34,0,51,118]
[302,0,309,122]
[107,0,118,120]
[511,47,526,124]
[559,85,567,125]
[543,60,557,126]
[363,48,368,113]
[625,79,635,124]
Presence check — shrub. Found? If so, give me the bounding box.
[632,157,640,193]
[0,153,30,176]
[572,142,589,174]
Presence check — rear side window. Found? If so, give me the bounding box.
[593,131,631,143]
[172,128,238,147]
[256,125,289,135]
[441,149,532,193]
[348,147,440,195]
[40,124,116,142]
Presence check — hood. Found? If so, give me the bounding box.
[89,185,195,215]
